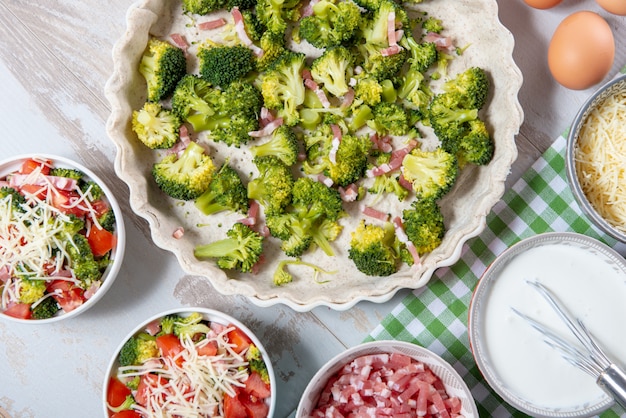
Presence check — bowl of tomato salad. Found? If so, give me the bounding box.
[0,154,125,323]
[297,340,478,418]
[104,308,275,418]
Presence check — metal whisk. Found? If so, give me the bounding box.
[511,280,626,410]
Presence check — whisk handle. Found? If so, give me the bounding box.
[597,364,626,410]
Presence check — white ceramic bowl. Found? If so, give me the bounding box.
[468,232,626,417]
[104,0,523,311]
[296,340,478,417]
[103,307,276,417]
[566,74,626,243]
[0,154,125,323]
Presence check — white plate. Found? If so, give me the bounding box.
[105,0,523,311]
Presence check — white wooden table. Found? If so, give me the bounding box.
[0,1,624,417]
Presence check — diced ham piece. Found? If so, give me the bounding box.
[168,124,191,156]
[9,174,78,191]
[318,174,334,188]
[339,184,359,202]
[249,117,284,137]
[381,44,403,57]
[172,227,184,239]
[301,0,319,17]
[231,7,263,56]
[310,352,464,417]
[341,88,355,109]
[170,33,189,51]
[387,11,397,47]
[329,124,342,164]
[198,18,227,30]
[304,78,331,108]
[362,206,389,222]
[424,32,455,52]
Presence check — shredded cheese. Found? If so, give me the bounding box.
[118,326,253,418]
[575,91,626,233]
[0,167,104,309]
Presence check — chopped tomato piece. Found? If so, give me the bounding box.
[224,392,248,418]
[241,396,269,418]
[20,158,51,175]
[46,280,85,312]
[227,325,251,354]
[135,373,167,407]
[91,199,111,217]
[87,225,116,257]
[18,183,46,199]
[197,340,218,357]
[156,334,185,365]
[244,372,271,399]
[111,411,142,418]
[50,190,86,217]
[4,303,32,319]
[107,377,132,409]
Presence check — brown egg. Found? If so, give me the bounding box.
[548,11,614,90]
[523,0,562,9]
[596,0,626,15]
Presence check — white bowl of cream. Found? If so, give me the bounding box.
[468,232,626,417]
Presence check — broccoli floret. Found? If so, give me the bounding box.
[139,38,187,102]
[260,51,307,126]
[353,77,382,108]
[246,344,270,383]
[132,102,181,149]
[18,279,46,304]
[172,76,262,146]
[240,9,265,41]
[74,260,102,286]
[152,141,216,201]
[310,46,354,98]
[65,234,103,286]
[266,177,343,257]
[173,312,211,339]
[401,147,458,200]
[422,17,443,34]
[49,168,84,181]
[171,74,219,131]
[327,133,371,187]
[400,36,438,74]
[456,119,494,167]
[272,258,336,285]
[398,68,432,116]
[428,92,479,149]
[360,0,407,47]
[249,125,299,166]
[194,222,264,273]
[351,0,384,11]
[198,44,256,88]
[348,220,400,276]
[182,0,227,14]
[0,187,26,212]
[229,0,258,11]
[61,214,86,237]
[441,67,489,110]
[298,0,362,48]
[369,102,411,136]
[247,156,294,215]
[31,297,60,320]
[98,210,116,232]
[256,30,286,71]
[255,0,301,34]
[402,198,445,254]
[118,333,159,367]
[195,163,249,216]
[356,42,408,82]
[159,315,178,335]
[80,180,104,200]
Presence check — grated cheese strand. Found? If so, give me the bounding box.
[575,91,626,233]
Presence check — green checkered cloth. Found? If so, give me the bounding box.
[365,135,626,417]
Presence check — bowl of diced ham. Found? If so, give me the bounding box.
[0,154,125,323]
[297,340,478,418]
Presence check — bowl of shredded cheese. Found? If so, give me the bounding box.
[566,74,626,243]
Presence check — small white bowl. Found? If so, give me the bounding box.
[566,74,626,243]
[0,154,125,323]
[103,307,276,417]
[297,340,478,417]
[468,232,626,417]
